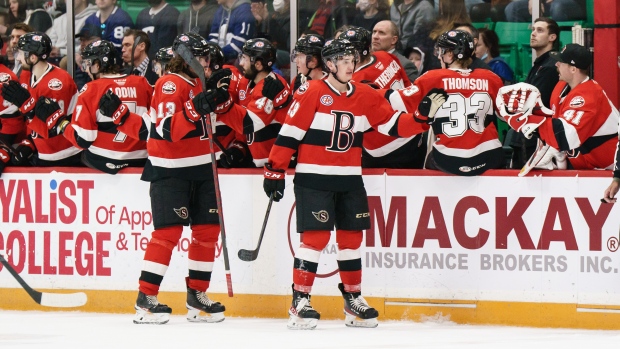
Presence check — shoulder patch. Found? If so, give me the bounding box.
[569,96,585,108]
[239,90,247,101]
[320,95,333,106]
[297,82,309,95]
[162,81,176,94]
[48,78,63,91]
[0,73,11,83]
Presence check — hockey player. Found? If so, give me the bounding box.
[416,30,504,176]
[57,39,153,174]
[501,44,619,172]
[152,47,174,78]
[339,26,424,169]
[263,38,438,330]
[0,36,22,145]
[289,34,327,94]
[0,32,80,167]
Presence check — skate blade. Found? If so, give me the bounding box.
[287,315,318,330]
[344,313,378,328]
[186,307,225,323]
[133,307,170,325]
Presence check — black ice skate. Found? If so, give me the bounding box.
[186,287,226,323]
[338,283,378,328]
[287,285,320,330]
[133,291,172,325]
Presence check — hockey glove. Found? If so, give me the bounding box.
[263,163,285,202]
[415,88,448,123]
[1,80,36,113]
[219,140,249,168]
[293,73,309,93]
[496,82,544,121]
[99,91,130,125]
[262,75,291,110]
[11,139,35,165]
[34,96,65,130]
[206,68,232,90]
[183,93,212,122]
[0,141,11,175]
[507,111,546,139]
[208,87,233,114]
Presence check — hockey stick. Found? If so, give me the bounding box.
[128,35,141,75]
[238,193,274,262]
[177,44,234,297]
[0,255,87,308]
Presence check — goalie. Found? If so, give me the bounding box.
[496,44,619,176]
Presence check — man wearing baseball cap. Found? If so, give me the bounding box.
[505,43,619,171]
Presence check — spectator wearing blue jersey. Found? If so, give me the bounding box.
[84,0,133,48]
[208,0,255,62]
[136,0,180,57]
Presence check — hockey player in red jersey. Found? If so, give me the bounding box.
[501,44,619,172]
[290,34,327,94]
[416,30,504,176]
[152,47,174,78]
[263,39,437,330]
[0,32,80,167]
[55,40,153,174]
[0,36,23,146]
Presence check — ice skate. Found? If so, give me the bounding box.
[338,283,378,328]
[186,288,226,323]
[133,291,172,324]
[287,285,320,330]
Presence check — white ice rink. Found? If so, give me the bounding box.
[1,311,620,349]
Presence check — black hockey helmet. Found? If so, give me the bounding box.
[241,38,276,68]
[154,46,174,65]
[17,32,52,60]
[293,34,325,57]
[81,40,118,71]
[204,42,226,71]
[436,30,474,60]
[172,32,209,58]
[321,38,359,66]
[338,26,371,57]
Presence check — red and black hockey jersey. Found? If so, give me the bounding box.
[269,79,427,192]
[0,64,23,137]
[414,68,504,175]
[63,74,153,173]
[538,78,619,170]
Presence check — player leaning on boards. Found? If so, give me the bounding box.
[498,44,619,176]
[263,38,444,330]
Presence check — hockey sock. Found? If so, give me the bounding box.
[292,230,331,293]
[336,230,363,293]
[187,224,220,292]
[139,226,183,295]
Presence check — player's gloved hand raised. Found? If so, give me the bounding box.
[263,163,285,202]
[1,80,35,113]
[34,96,65,130]
[0,141,12,176]
[206,68,232,90]
[207,87,233,114]
[99,91,130,125]
[219,140,248,168]
[262,75,291,109]
[415,88,448,123]
[11,139,35,165]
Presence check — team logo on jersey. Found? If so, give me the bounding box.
[569,96,585,108]
[297,82,309,95]
[0,73,10,83]
[174,207,189,219]
[162,81,176,94]
[48,78,63,90]
[320,95,333,106]
[239,90,247,100]
[312,210,329,223]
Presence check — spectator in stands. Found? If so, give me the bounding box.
[453,22,491,70]
[469,0,511,22]
[505,0,586,22]
[6,22,33,74]
[251,0,270,34]
[48,0,98,58]
[390,0,434,50]
[352,0,389,32]
[371,20,418,81]
[122,29,158,85]
[429,0,469,41]
[507,17,559,168]
[7,0,26,25]
[307,0,356,39]
[177,0,217,39]
[136,0,179,58]
[476,28,514,84]
[64,23,102,89]
[268,0,290,68]
[23,0,54,33]
[405,46,424,72]
[83,0,133,49]
[209,0,255,62]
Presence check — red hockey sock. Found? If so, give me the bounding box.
[187,224,220,292]
[336,230,363,293]
[292,230,330,294]
[139,226,183,295]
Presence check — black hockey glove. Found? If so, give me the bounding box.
[262,75,291,109]
[415,88,448,124]
[219,140,248,168]
[263,163,285,202]
[0,141,12,176]
[11,139,35,165]
[1,80,35,113]
[292,73,309,93]
[207,87,233,114]
[99,91,130,125]
[34,96,65,130]
[206,68,232,90]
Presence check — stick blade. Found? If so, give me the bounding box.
[40,292,87,308]
[237,249,258,262]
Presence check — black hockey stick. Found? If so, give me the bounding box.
[238,193,274,262]
[128,35,141,75]
[177,44,234,297]
[0,255,87,307]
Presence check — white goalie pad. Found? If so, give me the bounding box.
[519,138,568,177]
